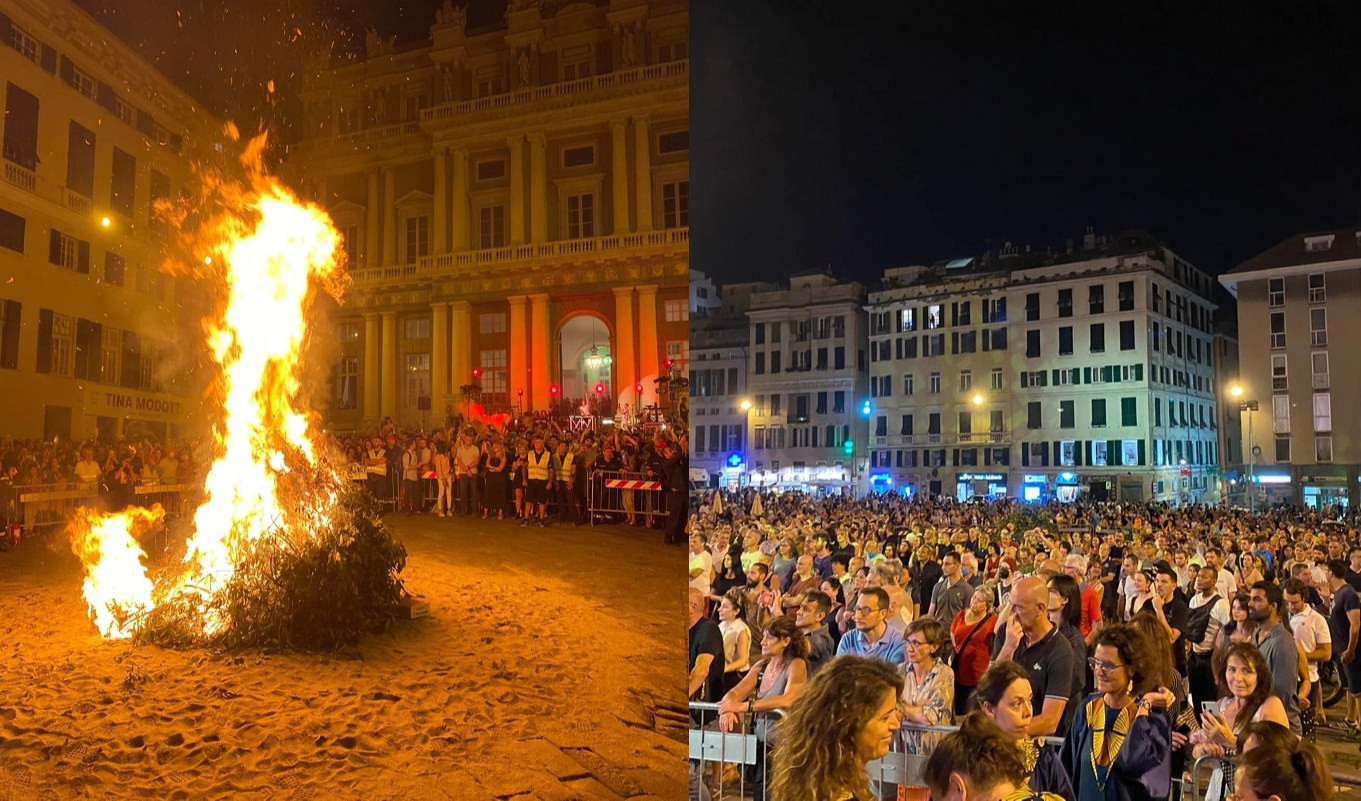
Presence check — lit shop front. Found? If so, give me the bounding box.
[955,472,1007,501]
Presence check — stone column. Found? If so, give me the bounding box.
[610,119,630,235]
[527,132,547,243]
[508,134,525,245]
[433,149,448,254]
[450,301,472,398]
[380,311,398,421]
[529,293,551,411]
[636,284,659,407]
[431,302,448,407]
[633,116,652,232]
[363,312,380,423]
[452,148,469,251]
[383,168,397,265]
[612,286,636,411]
[508,295,528,412]
[365,170,380,270]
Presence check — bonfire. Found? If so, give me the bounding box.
[68,126,407,650]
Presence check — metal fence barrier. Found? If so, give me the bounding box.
[588,470,668,526]
[0,481,199,552]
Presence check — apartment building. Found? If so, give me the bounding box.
[1211,314,1243,502]
[744,273,868,493]
[287,0,689,428]
[866,231,1221,502]
[689,310,747,485]
[1220,228,1361,509]
[0,0,221,440]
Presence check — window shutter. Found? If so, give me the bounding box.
[77,240,90,274]
[121,330,141,388]
[39,44,56,74]
[59,55,74,85]
[1138,439,1147,466]
[49,229,61,264]
[1075,440,1084,467]
[1021,443,1029,467]
[73,318,92,380]
[35,308,52,373]
[96,82,117,112]
[1109,440,1119,466]
[1,300,20,369]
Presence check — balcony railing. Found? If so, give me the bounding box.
[348,227,687,284]
[299,120,423,152]
[2,160,37,193]
[422,59,688,123]
[62,186,91,215]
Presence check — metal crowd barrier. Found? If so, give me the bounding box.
[588,470,667,527]
[1,481,198,550]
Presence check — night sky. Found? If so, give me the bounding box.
[692,2,1361,287]
[73,0,509,143]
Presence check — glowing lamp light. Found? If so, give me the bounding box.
[100,216,111,228]
[664,359,674,369]
[727,453,744,468]
[635,383,643,394]
[585,346,603,370]
[472,368,482,379]
[594,382,605,395]
[972,393,984,406]
[550,385,560,395]
[860,400,872,417]
[740,399,752,411]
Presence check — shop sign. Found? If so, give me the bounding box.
[86,388,187,421]
[958,473,1004,482]
[1023,474,1047,484]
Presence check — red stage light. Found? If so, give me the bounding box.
[594,383,605,394]
[550,385,559,395]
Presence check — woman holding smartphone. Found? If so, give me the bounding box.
[1189,641,1291,801]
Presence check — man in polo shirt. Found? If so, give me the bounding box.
[1248,580,1303,735]
[927,552,972,625]
[1284,577,1331,732]
[993,577,1074,737]
[836,586,906,667]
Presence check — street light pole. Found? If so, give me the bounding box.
[1241,400,1258,512]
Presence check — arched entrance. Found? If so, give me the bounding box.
[556,314,614,416]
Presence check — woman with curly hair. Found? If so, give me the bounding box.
[1060,623,1175,800]
[924,712,1066,801]
[768,655,902,801]
[974,660,1074,799]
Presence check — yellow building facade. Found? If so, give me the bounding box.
[289,0,689,431]
[0,0,221,441]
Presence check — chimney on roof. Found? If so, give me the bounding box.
[1083,226,1096,250]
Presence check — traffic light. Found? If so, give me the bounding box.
[635,383,643,394]
[663,359,673,370]
[843,438,854,456]
[472,368,482,379]
[550,385,560,396]
[594,382,605,394]
[861,400,872,417]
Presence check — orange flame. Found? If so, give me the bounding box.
[70,127,348,640]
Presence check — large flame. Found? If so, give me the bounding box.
[70,129,348,639]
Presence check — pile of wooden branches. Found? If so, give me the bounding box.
[137,483,408,651]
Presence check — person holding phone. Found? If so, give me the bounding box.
[1189,641,1291,801]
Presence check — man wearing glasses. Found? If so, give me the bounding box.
[835,586,906,667]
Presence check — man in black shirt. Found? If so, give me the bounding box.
[993,577,1075,737]
[1346,547,1361,593]
[688,587,726,723]
[1145,563,1190,676]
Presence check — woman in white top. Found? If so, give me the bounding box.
[717,588,752,694]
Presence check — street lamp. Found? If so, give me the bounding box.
[1229,383,1259,513]
[971,393,984,407]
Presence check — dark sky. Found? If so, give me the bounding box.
[692,2,1361,286]
[74,0,508,143]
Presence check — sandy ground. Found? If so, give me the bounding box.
[0,514,687,800]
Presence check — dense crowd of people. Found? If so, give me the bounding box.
[333,412,690,539]
[688,491,1354,800]
[0,409,691,543]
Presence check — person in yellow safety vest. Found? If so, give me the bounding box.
[522,435,552,528]
[552,441,581,525]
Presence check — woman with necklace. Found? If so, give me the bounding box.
[1060,623,1174,801]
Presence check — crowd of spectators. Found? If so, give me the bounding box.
[0,408,691,543]
[687,491,1353,800]
[327,411,691,540]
